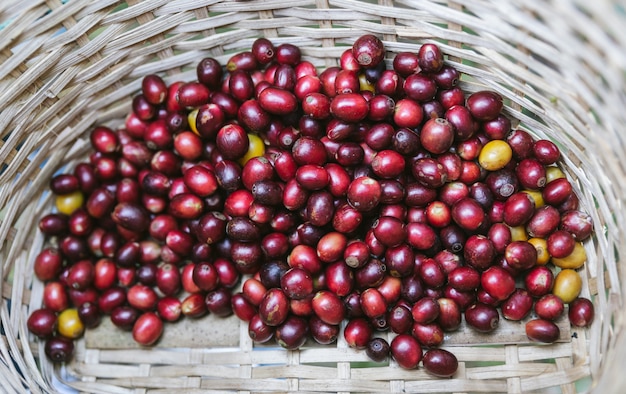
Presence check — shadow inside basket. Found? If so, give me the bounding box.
[83,312,572,350]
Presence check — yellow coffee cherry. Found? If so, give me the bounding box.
[358,73,376,93]
[55,190,84,215]
[552,269,582,303]
[478,140,513,171]
[545,166,566,183]
[57,308,85,339]
[508,225,528,242]
[528,237,550,265]
[188,108,200,135]
[522,189,544,208]
[552,242,587,269]
[239,133,266,166]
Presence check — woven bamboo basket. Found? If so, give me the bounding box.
[1,0,625,393]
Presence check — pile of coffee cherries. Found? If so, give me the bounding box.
[28,34,595,377]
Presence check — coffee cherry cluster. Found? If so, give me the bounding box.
[28,35,594,377]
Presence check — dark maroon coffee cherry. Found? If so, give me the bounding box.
[352,34,385,68]
[417,43,444,73]
[420,118,455,154]
[366,337,390,362]
[467,91,503,121]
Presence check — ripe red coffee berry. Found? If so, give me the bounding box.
[196,57,223,88]
[525,265,555,297]
[27,309,58,339]
[34,248,64,282]
[481,266,516,301]
[391,334,423,369]
[542,178,573,206]
[525,319,560,343]
[176,82,210,108]
[422,349,458,378]
[501,288,533,321]
[251,37,276,65]
[393,98,423,128]
[503,192,535,227]
[420,118,455,154]
[465,302,499,333]
[418,43,444,73]
[142,74,167,105]
[258,87,298,115]
[331,93,369,123]
[184,165,218,197]
[451,198,485,232]
[467,90,503,121]
[281,268,314,300]
[504,241,538,271]
[216,124,250,160]
[547,230,576,258]
[560,210,593,241]
[516,158,547,190]
[371,150,406,179]
[352,34,385,68]
[347,176,382,212]
[312,290,346,325]
[535,294,565,321]
[568,297,595,327]
[533,139,561,165]
[372,216,406,247]
[344,317,373,349]
[412,158,448,188]
[132,312,163,346]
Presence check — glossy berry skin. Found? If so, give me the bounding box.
[452,198,485,232]
[366,337,390,362]
[478,140,512,171]
[27,309,58,339]
[525,319,560,343]
[347,176,381,212]
[501,289,533,321]
[34,248,64,282]
[568,297,594,327]
[344,317,373,349]
[45,337,74,363]
[534,294,565,321]
[312,290,346,325]
[352,34,385,68]
[533,140,561,165]
[418,43,444,73]
[259,288,289,327]
[465,302,499,333]
[132,312,163,346]
[390,334,422,369]
[420,118,455,154]
[481,266,516,301]
[422,349,458,377]
[281,268,314,300]
[412,158,448,189]
[467,91,503,121]
[331,93,369,123]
